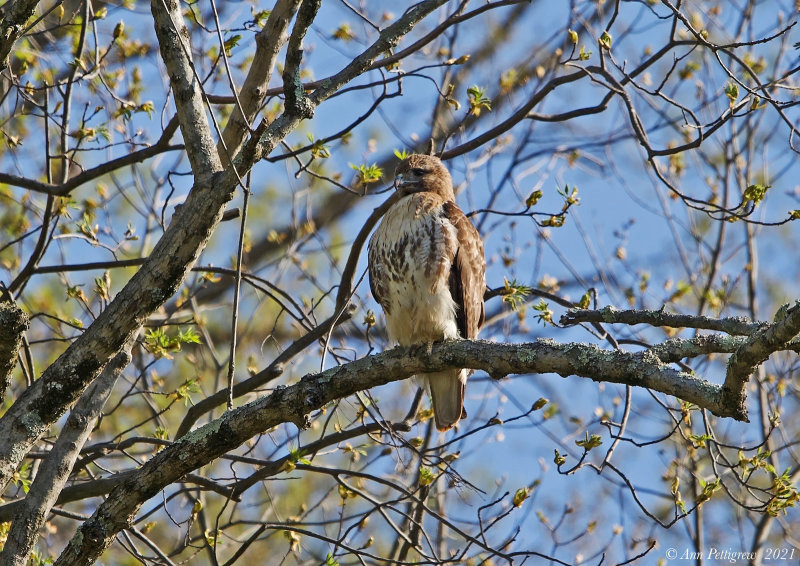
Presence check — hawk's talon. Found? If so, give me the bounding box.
[409,341,434,358]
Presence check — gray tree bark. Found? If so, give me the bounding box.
[0,301,28,401]
[0,345,132,566]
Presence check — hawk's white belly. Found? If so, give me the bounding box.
[384,279,459,346]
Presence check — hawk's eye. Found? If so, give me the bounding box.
[411,167,426,176]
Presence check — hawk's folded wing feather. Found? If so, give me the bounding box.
[443,201,485,341]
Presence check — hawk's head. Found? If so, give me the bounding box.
[394,154,455,201]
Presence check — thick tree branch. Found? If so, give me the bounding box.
[281,0,320,120]
[216,0,301,165]
[175,304,358,438]
[0,345,131,566]
[0,0,230,494]
[565,305,800,421]
[723,302,800,419]
[56,335,751,564]
[647,334,800,363]
[151,0,222,180]
[0,301,28,401]
[0,0,39,72]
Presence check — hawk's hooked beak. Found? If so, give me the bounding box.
[394,173,419,194]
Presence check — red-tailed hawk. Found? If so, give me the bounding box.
[368,154,486,430]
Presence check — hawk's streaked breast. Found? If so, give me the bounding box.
[369,193,460,345]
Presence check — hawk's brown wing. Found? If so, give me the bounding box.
[443,201,485,340]
[367,240,387,314]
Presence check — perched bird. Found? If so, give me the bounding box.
[368,154,486,430]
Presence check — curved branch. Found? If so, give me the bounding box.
[0,121,182,196]
[723,302,800,418]
[55,335,752,564]
[562,306,765,336]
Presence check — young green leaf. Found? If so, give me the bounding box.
[467,85,492,116]
[513,487,531,507]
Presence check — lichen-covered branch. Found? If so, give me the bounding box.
[281,0,321,120]
[0,346,130,566]
[175,304,359,439]
[561,306,765,336]
[0,0,226,494]
[0,0,39,72]
[723,301,800,418]
[54,336,749,565]
[647,333,800,363]
[0,301,28,401]
[564,304,800,421]
[150,0,222,180]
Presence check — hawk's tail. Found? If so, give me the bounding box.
[426,369,467,431]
